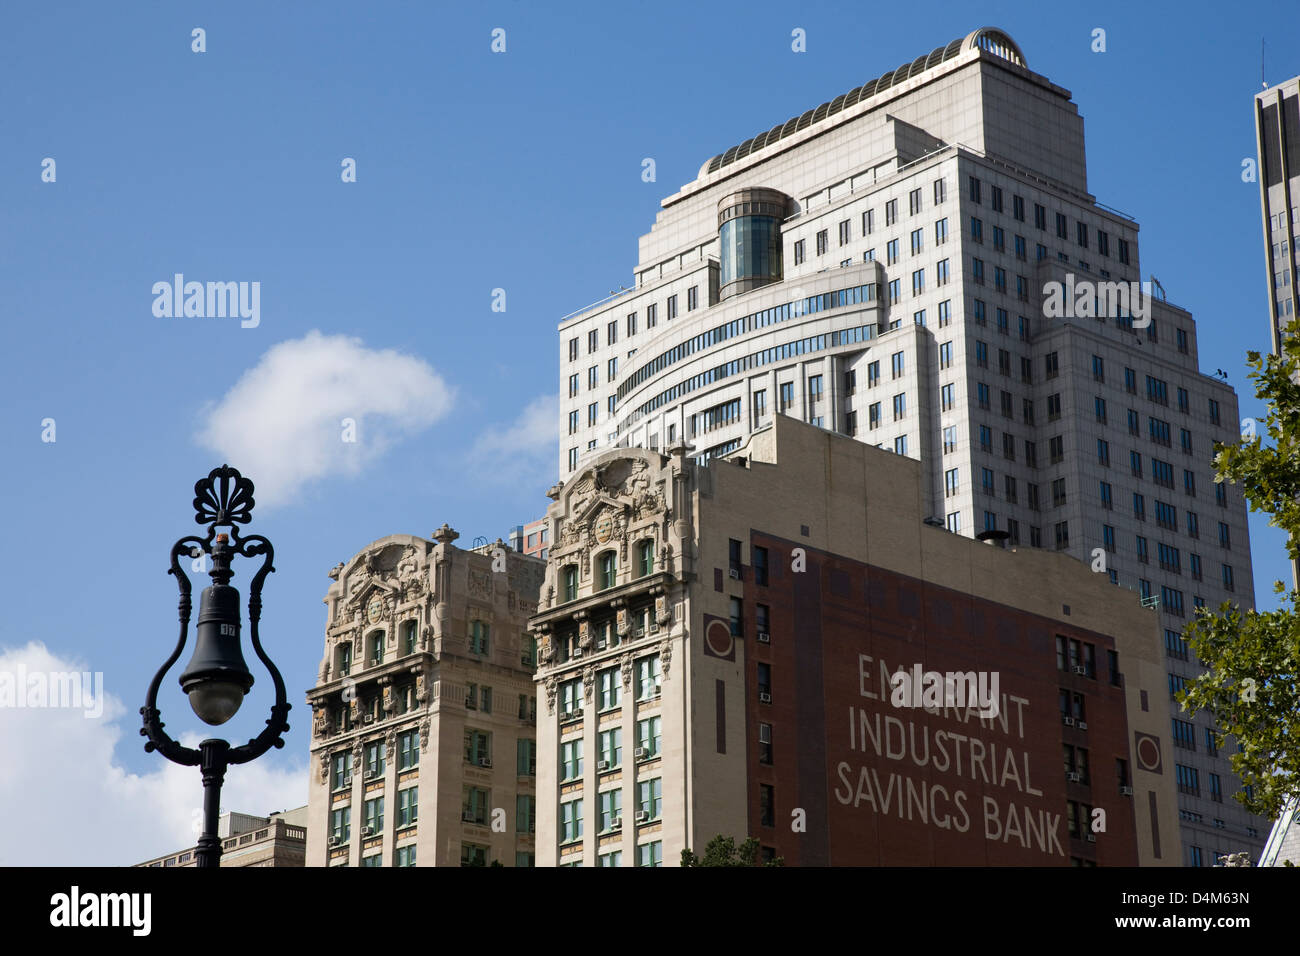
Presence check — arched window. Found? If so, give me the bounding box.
[637,539,655,578]
[562,565,578,602]
[598,551,617,590]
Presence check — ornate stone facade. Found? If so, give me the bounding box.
[305,528,547,867]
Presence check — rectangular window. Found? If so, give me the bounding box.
[934,178,946,205]
[597,790,622,834]
[560,798,584,843]
[636,655,663,699]
[398,730,420,770]
[637,778,663,821]
[885,199,898,226]
[637,715,662,758]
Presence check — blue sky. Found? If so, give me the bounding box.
[2,0,1298,863]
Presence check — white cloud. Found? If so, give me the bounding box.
[196,331,453,508]
[468,393,559,492]
[0,642,305,866]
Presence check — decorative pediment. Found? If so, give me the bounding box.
[348,582,398,627]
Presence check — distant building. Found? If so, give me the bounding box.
[1259,796,1300,866]
[135,807,307,867]
[529,415,1182,866]
[1254,74,1300,354]
[307,528,545,866]
[509,516,550,559]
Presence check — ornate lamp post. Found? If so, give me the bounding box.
[140,465,291,868]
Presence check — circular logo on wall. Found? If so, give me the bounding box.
[1134,732,1163,773]
[705,619,734,659]
[367,595,384,625]
[594,513,613,544]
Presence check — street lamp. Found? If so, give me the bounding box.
[140,465,291,868]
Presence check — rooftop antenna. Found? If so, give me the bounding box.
[1262,38,1268,91]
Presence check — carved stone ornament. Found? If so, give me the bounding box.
[382,684,394,714]
[419,718,431,748]
[351,739,364,765]
[620,653,633,690]
[318,752,330,785]
[616,608,630,636]
[544,676,558,714]
[578,620,591,650]
[396,545,419,581]
[660,639,673,678]
[538,632,554,665]
[415,673,426,703]
[313,706,327,739]
[468,570,492,598]
[655,596,670,625]
[582,665,595,701]
[385,730,397,760]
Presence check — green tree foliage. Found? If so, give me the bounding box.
[1180,341,1300,819]
[680,834,783,867]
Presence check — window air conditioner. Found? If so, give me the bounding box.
[757,632,770,643]
[759,692,772,704]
